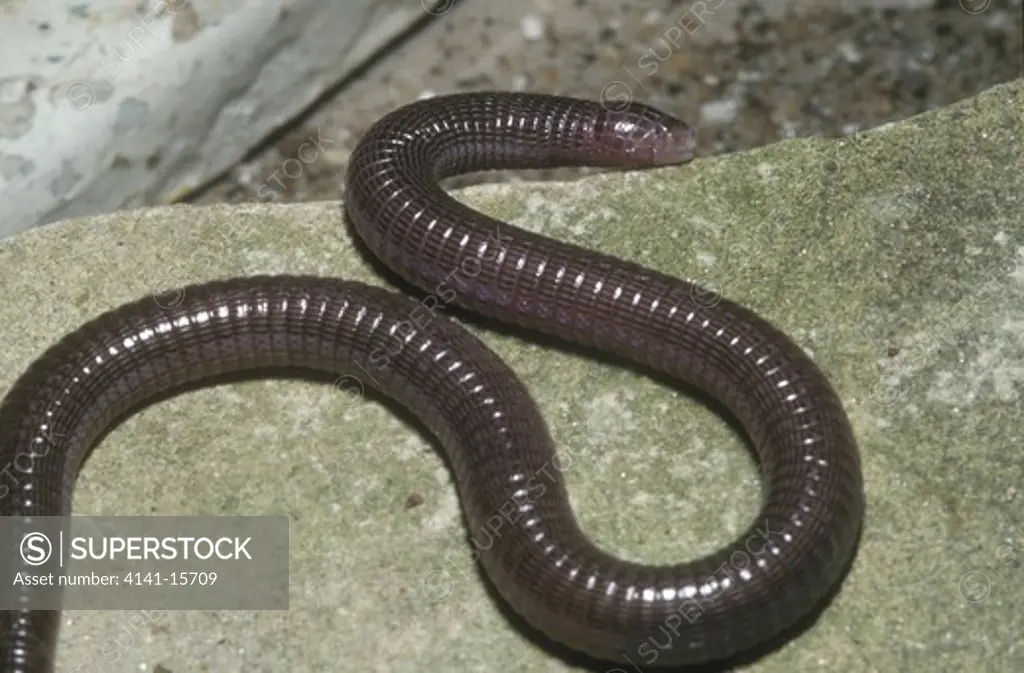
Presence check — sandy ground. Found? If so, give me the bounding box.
[187,0,1021,207]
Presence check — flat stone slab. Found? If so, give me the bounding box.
[0,79,1021,671]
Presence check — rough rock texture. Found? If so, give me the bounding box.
[0,0,438,238]
[0,79,1021,671]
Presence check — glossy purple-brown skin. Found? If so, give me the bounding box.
[0,92,863,671]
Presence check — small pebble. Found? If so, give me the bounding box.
[700,99,739,124]
[837,41,862,64]
[520,14,544,41]
[643,9,662,25]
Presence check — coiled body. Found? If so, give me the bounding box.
[0,92,864,671]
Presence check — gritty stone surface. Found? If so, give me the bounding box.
[191,0,1021,208]
[0,79,1021,671]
